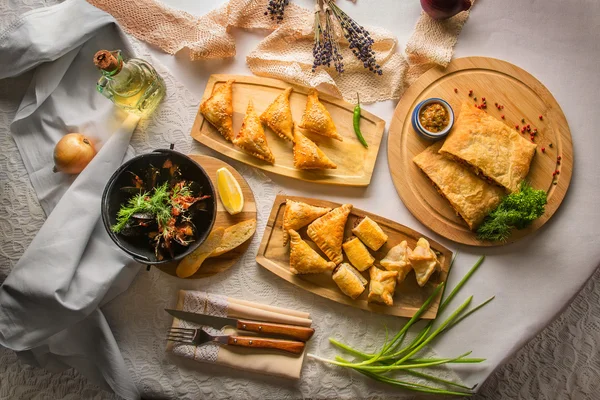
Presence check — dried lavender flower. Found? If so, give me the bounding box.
[265,0,291,22]
[325,0,382,75]
[312,5,344,74]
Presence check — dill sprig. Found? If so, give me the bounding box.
[477,181,547,241]
[112,182,173,233]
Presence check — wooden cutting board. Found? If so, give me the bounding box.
[388,57,573,246]
[256,195,453,319]
[155,155,257,279]
[190,74,385,187]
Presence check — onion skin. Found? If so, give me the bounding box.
[53,133,96,174]
[420,0,471,20]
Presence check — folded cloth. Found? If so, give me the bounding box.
[0,0,143,398]
[167,291,312,380]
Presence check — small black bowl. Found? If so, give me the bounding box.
[101,148,217,265]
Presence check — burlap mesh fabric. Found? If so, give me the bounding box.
[405,1,475,85]
[86,0,473,102]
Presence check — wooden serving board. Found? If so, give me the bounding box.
[256,195,453,319]
[388,57,573,246]
[190,75,386,187]
[155,155,257,279]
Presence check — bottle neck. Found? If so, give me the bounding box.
[95,50,123,77]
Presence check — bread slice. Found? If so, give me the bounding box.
[210,219,257,257]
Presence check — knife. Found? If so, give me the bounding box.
[165,309,315,342]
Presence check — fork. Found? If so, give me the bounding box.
[167,327,305,354]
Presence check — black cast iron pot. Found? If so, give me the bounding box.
[101,148,217,265]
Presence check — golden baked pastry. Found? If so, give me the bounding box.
[200,79,234,142]
[367,266,398,306]
[210,219,256,257]
[293,126,337,170]
[282,199,331,246]
[260,87,294,141]
[288,229,336,274]
[408,238,440,287]
[351,216,388,251]
[306,203,353,265]
[332,263,368,299]
[379,241,413,283]
[439,103,537,193]
[233,100,275,164]
[342,237,374,272]
[413,142,505,230]
[299,89,343,141]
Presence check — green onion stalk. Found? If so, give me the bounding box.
[308,255,493,396]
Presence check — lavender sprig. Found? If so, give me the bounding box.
[325,0,382,75]
[312,5,344,74]
[265,0,290,22]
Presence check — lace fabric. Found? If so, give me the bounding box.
[85,0,470,103]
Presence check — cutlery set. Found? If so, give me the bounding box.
[165,309,314,354]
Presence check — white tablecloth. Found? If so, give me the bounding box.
[1,0,600,399]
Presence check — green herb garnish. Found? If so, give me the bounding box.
[112,182,173,233]
[309,256,493,396]
[476,181,547,242]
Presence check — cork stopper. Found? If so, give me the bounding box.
[94,50,122,73]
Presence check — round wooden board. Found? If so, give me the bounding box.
[388,57,573,246]
[155,155,257,278]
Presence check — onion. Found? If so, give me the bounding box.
[53,133,96,174]
[420,0,471,20]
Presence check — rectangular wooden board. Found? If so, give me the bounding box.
[190,75,386,187]
[256,195,453,319]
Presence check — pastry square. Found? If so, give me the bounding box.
[439,103,536,193]
[413,142,505,230]
[379,240,413,283]
[342,237,375,272]
[408,238,440,287]
[367,267,398,306]
[332,263,368,299]
[351,216,388,251]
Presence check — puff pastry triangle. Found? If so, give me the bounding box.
[200,79,234,142]
[260,87,294,141]
[288,229,336,274]
[299,89,343,141]
[233,100,275,164]
[306,203,353,265]
[293,126,337,170]
[282,199,331,246]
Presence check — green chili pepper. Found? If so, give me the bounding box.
[353,93,368,148]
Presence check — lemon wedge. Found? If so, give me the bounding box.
[216,167,244,215]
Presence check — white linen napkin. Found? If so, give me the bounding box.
[0,1,143,398]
